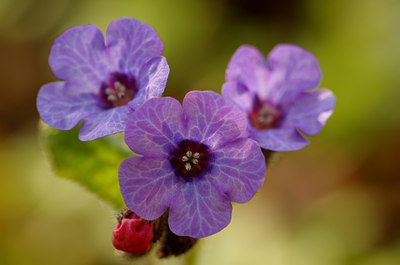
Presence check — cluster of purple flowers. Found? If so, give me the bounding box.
[37,17,335,245]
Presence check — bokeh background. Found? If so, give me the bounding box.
[1,0,400,264]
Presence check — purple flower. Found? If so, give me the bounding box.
[37,17,169,141]
[222,44,336,151]
[119,91,266,238]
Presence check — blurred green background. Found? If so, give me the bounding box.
[1,0,400,264]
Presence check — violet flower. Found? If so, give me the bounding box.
[119,91,266,238]
[37,17,169,141]
[222,44,336,151]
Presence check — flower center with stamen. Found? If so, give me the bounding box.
[169,139,213,181]
[249,95,282,130]
[98,72,137,109]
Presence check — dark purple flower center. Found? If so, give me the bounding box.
[248,95,282,130]
[169,139,213,181]
[98,72,137,109]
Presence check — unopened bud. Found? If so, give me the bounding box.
[112,209,154,255]
[157,224,198,258]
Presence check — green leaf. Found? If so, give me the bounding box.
[39,122,135,209]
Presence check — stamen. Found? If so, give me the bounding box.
[259,115,273,125]
[249,97,282,130]
[107,94,117,101]
[258,106,277,126]
[99,73,137,109]
[114,81,126,92]
[169,139,213,180]
[105,88,115,95]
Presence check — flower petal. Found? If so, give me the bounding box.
[124,97,185,157]
[183,91,248,148]
[79,106,132,141]
[128,56,170,110]
[49,25,110,91]
[262,44,322,106]
[210,138,266,203]
[37,82,101,130]
[119,156,178,220]
[225,45,269,94]
[168,178,232,238]
[282,89,336,136]
[221,81,254,113]
[106,17,164,77]
[250,127,310,151]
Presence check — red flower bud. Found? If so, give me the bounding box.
[112,210,154,255]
